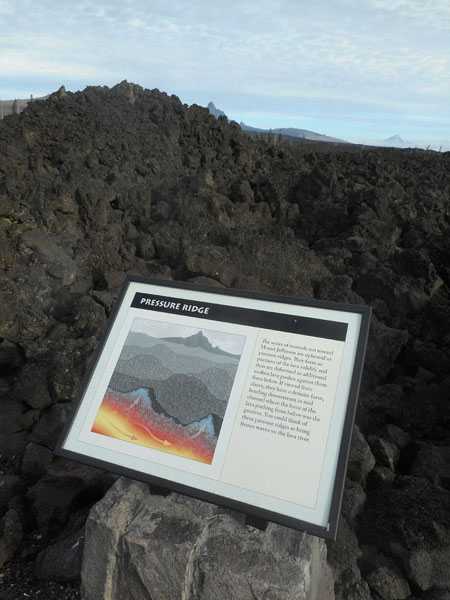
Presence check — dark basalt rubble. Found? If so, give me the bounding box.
[0,81,449,599]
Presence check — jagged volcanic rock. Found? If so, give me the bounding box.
[1,81,450,598]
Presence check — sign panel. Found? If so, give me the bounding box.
[56,276,371,539]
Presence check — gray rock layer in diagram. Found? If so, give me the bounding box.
[107,330,242,426]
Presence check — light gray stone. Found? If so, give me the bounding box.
[81,477,149,600]
[365,555,411,599]
[81,477,334,600]
[347,425,376,484]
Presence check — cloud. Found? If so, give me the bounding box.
[1,0,449,144]
[0,47,104,78]
[367,0,450,32]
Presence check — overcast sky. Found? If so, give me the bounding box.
[1,0,449,147]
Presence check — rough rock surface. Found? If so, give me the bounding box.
[0,81,449,598]
[81,477,334,600]
[361,476,450,591]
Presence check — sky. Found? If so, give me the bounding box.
[1,0,450,148]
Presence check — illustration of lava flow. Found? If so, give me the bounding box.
[91,323,244,464]
[92,389,217,463]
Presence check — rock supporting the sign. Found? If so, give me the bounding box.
[81,477,334,600]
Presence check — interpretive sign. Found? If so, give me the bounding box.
[56,276,371,539]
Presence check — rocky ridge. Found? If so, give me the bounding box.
[0,81,449,599]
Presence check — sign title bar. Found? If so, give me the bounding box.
[131,292,348,342]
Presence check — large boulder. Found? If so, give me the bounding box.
[81,477,334,600]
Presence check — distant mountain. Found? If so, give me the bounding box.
[239,122,348,144]
[383,134,406,145]
[206,102,348,144]
[207,102,226,119]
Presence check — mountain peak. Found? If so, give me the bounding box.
[383,134,405,144]
[207,102,226,119]
[239,121,348,144]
